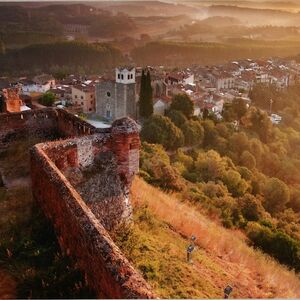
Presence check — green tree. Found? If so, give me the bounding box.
[202,119,219,148]
[238,193,265,221]
[194,150,227,182]
[139,70,153,118]
[241,107,273,143]
[222,169,249,197]
[141,115,184,150]
[39,92,55,107]
[140,142,184,190]
[288,187,300,213]
[166,109,187,129]
[263,177,290,214]
[170,94,194,119]
[173,149,193,170]
[240,150,256,170]
[232,98,248,120]
[181,120,204,146]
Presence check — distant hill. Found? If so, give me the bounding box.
[0,41,124,75]
[198,16,242,26]
[206,4,300,26]
[131,40,300,66]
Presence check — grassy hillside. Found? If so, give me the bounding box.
[126,177,300,298]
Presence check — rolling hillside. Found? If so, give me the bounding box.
[126,177,300,298]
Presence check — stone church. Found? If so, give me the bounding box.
[95,67,137,121]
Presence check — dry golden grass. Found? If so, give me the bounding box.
[132,177,300,298]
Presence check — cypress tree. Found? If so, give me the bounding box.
[139,69,153,118]
[145,70,153,117]
[139,69,146,117]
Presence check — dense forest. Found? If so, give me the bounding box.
[131,40,300,66]
[0,41,124,75]
[140,86,300,272]
[0,4,137,48]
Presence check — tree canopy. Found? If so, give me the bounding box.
[141,115,184,150]
[39,92,55,107]
[170,93,194,119]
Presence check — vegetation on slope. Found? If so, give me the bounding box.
[0,41,124,75]
[129,177,300,298]
[131,40,300,66]
[140,87,300,273]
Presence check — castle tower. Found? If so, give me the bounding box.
[95,67,136,121]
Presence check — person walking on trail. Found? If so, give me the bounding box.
[187,244,194,262]
[187,235,197,263]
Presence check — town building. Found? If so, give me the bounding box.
[95,67,137,121]
[71,85,96,113]
[153,95,172,115]
[21,75,56,94]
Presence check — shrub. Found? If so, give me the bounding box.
[246,222,300,271]
[263,177,290,214]
[38,92,55,107]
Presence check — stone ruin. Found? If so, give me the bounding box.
[0,108,154,298]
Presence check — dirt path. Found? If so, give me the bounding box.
[0,270,16,299]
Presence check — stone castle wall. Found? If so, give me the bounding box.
[0,108,97,144]
[0,108,154,298]
[30,144,152,298]
[39,119,140,231]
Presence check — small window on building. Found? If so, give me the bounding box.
[107,91,111,97]
[81,96,83,99]
[128,74,130,80]
[89,108,92,111]
[118,73,120,79]
[131,74,133,79]
[90,95,93,98]
[121,74,124,80]
[75,95,77,99]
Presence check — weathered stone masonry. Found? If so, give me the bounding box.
[0,108,154,298]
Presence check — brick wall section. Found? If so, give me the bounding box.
[0,108,98,144]
[39,118,140,231]
[56,109,98,137]
[30,145,154,299]
[0,108,58,143]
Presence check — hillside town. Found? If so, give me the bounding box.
[1,57,298,126]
